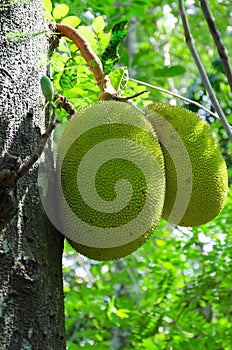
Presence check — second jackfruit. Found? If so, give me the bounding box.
[146,103,228,227]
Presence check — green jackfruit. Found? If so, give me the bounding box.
[146,103,228,227]
[57,101,165,260]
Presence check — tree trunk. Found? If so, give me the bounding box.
[0,1,66,349]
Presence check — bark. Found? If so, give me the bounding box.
[0,0,66,349]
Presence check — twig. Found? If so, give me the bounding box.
[200,0,232,91]
[129,78,232,127]
[115,90,147,101]
[178,0,232,141]
[55,95,76,119]
[16,109,57,180]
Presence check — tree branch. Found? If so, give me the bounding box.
[16,109,57,180]
[200,0,232,91]
[178,0,232,141]
[55,95,76,120]
[16,93,79,181]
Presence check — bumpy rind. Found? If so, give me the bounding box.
[57,101,166,260]
[146,102,228,227]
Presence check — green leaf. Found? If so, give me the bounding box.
[101,21,128,75]
[115,308,130,318]
[77,26,99,54]
[61,16,81,27]
[43,10,53,21]
[98,31,111,52]
[212,56,224,73]
[154,65,186,77]
[42,0,53,21]
[92,16,105,34]
[42,0,52,13]
[109,67,128,93]
[59,58,78,90]
[53,4,69,19]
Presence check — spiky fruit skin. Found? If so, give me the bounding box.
[146,103,228,227]
[57,101,165,260]
[67,230,152,261]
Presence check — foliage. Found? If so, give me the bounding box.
[101,20,128,75]
[42,0,232,348]
[63,186,232,349]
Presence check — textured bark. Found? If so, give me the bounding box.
[0,0,66,349]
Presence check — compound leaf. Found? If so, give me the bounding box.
[101,21,128,75]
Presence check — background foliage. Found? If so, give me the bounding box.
[44,0,232,348]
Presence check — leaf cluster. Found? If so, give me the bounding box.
[63,187,232,349]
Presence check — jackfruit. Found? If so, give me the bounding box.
[56,101,165,260]
[146,103,228,227]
